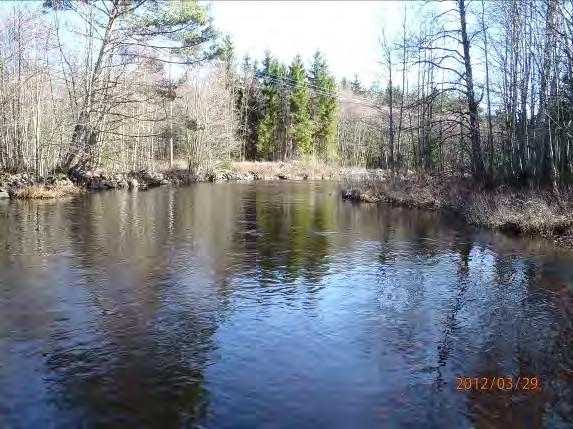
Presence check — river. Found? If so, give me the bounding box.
[0,181,571,428]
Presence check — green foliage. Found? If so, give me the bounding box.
[133,0,220,62]
[256,52,282,158]
[309,51,338,163]
[216,159,233,171]
[288,55,314,156]
[138,0,208,27]
[350,74,363,94]
[240,51,338,163]
[220,35,235,67]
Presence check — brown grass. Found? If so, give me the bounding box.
[343,174,573,241]
[230,160,334,178]
[229,160,373,181]
[153,159,359,181]
[12,184,85,199]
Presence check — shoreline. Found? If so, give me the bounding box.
[0,161,372,200]
[3,162,572,248]
[341,174,573,248]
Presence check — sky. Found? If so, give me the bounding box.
[208,1,423,87]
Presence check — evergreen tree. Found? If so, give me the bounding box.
[288,55,313,156]
[309,51,338,163]
[220,35,235,79]
[350,74,363,94]
[237,55,263,160]
[276,63,292,159]
[256,52,281,159]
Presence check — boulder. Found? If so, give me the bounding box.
[140,171,164,186]
[89,180,106,190]
[116,179,129,189]
[128,178,139,189]
[0,189,9,199]
[207,171,225,182]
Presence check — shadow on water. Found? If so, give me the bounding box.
[0,181,571,428]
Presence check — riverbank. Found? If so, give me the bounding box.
[342,174,573,247]
[0,161,372,200]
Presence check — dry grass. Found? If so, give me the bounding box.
[343,174,573,241]
[230,160,374,181]
[230,160,335,178]
[12,184,85,199]
[463,190,572,234]
[154,159,350,181]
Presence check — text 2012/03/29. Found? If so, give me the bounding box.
[455,376,540,392]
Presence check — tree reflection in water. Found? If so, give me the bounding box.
[0,182,571,428]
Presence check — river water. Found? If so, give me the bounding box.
[0,181,571,428]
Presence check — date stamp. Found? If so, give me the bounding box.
[455,376,540,392]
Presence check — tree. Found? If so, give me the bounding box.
[458,0,486,181]
[256,52,281,159]
[49,0,220,172]
[350,74,363,94]
[380,30,395,170]
[308,51,338,163]
[288,55,313,157]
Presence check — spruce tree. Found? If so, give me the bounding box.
[276,63,292,159]
[237,55,263,160]
[309,51,338,163]
[350,74,363,94]
[256,52,281,159]
[288,55,313,157]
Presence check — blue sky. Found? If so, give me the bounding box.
[209,1,424,87]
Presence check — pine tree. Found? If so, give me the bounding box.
[45,0,220,172]
[288,55,313,156]
[309,51,338,163]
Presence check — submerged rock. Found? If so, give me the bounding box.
[341,188,379,203]
[140,171,165,187]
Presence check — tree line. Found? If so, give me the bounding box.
[0,0,572,191]
[372,0,573,190]
[234,50,338,163]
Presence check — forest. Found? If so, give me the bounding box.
[0,0,572,192]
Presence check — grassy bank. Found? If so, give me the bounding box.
[342,174,573,246]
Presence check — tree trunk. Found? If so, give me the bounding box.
[458,0,486,181]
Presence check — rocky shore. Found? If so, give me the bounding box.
[0,162,372,200]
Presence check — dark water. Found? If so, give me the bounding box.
[0,182,572,428]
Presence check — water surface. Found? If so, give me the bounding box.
[0,182,572,428]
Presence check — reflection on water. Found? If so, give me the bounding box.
[0,182,571,428]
